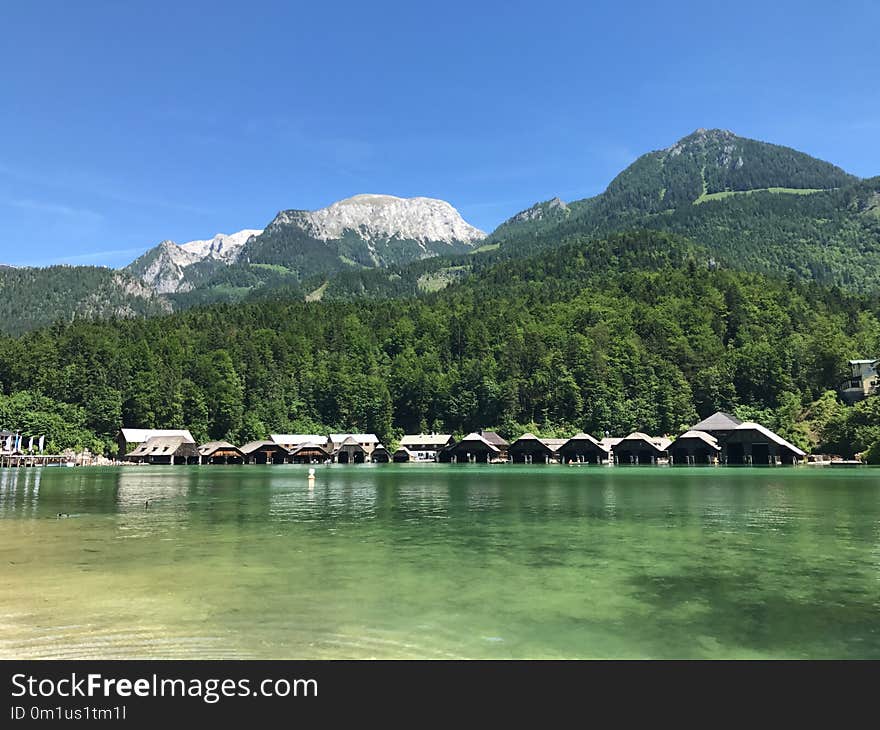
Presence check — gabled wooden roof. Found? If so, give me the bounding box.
[672,431,720,450]
[733,423,806,456]
[240,440,286,455]
[454,433,501,452]
[198,441,242,456]
[129,435,193,456]
[478,430,509,447]
[560,432,609,452]
[690,411,743,432]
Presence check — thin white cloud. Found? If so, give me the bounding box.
[0,163,213,216]
[6,198,104,221]
[11,246,145,267]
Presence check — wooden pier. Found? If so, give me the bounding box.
[0,454,75,468]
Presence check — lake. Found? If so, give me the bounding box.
[0,464,878,659]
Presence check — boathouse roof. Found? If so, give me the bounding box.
[673,431,721,450]
[541,438,568,450]
[477,430,509,447]
[198,441,242,456]
[456,432,501,452]
[271,434,326,447]
[120,428,195,444]
[690,412,742,432]
[399,434,453,447]
[240,440,284,455]
[560,433,610,451]
[619,432,673,451]
[733,422,806,456]
[330,433,380,445]
[129,435,192,456]
[288,442,330,456]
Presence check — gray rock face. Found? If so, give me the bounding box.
[511,197,569,223]
[124,195,485,292]
[267,194,486,246]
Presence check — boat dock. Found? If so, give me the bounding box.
[0,454,75,468]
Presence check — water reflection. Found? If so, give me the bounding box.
[3,465,880,659]
[0,468,41,517]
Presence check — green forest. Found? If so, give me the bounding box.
[1,231,878,460]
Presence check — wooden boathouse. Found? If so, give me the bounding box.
[127,435,199,465]
[669,431,721,464]
[117,429,195,461]
[398,434,454,461]
[721,422,805,465]
[240,440,288,464]
[556,433,610,464]
[334,437,367,463]
[613,432,672,465]
[508,433,558,463]
[198,441,244,464]
[447,432,507,463]
[288,442,331,464]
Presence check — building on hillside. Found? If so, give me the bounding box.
[116,429,195,460]
[334,437,367,464]
[509,433,561,464]
[329,434,380,457]
[371,445,391,463]
[556,433,611,464]
[448,432,503,463]
[840,359,879,404]
[240,440,289,464]
[270,434,327,450]
[398,434,455,462]
[287,442,331,464]
[669,431,721,465]
[127,435,199,465]
[720,422,805,465]
[198,441,244,465]
[613,433,672,465]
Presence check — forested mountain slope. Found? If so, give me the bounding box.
[0,266,170,336]
[488,130,879,291]
[2,129,878,335]
[1,231,877,457]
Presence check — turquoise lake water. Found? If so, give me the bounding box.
[0,464,878,658]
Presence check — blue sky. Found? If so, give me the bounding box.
[1,0,879,267]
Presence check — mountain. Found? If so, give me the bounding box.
[124,229,262,294]
[126,241,205,294]
[491,197,572,239]
[0,265,170,336]
[179,229,262,263]
[2,129,879,335]
[123,195,484,296]
[487,129,880,291]
[241,194,485,272]
[596,127,855,215]
[4,229,878,461]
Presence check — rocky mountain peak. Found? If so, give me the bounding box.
[272,194,486,245]
[666,128,738,157]
[179,229,262,263]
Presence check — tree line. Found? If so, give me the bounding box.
[0,231,877,460]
